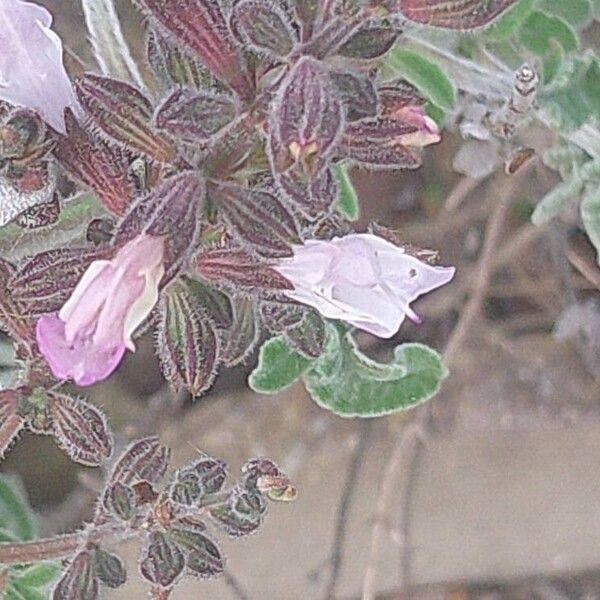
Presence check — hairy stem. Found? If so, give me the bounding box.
[0,522,129,565]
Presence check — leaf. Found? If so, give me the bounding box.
[135,0,253,97]
[230,0,297,58]
[14,563,60,589]
[536,0,592,27]
[531,176,583,224]
[0,475,37,542]
[518,11,578,55]
[76,74,176,163]
[49,393,113,467]
[81,0,146,89]
[398,0,519,29]
[307,325,447,417]
[484,0,534,40]
[156,282,221,397]
[385,49,456,111]
[581,184,600,263]
[249,336,313,393]
[334,164,360,221]
[541,54,600,129]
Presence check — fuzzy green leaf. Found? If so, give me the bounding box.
[385,49,456,111]
[334,164,360,221]
[0,476,37,542]
[531,177,583,224]
[485,0,535,40]
[249,336,313,393]
[536,0,592,27]
[518,11,578,55]
[303,325,448,417]
[581,184,600,263]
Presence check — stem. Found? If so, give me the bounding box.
[404,34,600,160]
[361,167,530,598]
[0,523,129,565]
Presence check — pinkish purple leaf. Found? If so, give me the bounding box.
[49,393,113,466]
[113,172,204,281]
[76,74,177,163]
[213,183,300,258]
[230,0,297,58]
[156,282,220,397]
[195,248,293,292]
[140,530,185,588]
[107,436,170,488]
[154,88,237,142]
[53,112,137,215]
[397,0,519,29]
[53,551,98,600]
[136,0,253,97]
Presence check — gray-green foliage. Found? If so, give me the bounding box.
[249,324,448,418]
[0,476,59,599]
[384,0,599,256]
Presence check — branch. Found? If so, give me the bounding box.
[361,167,530,599]
[0,522,129,565]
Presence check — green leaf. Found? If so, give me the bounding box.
[304,325,448,417]
[14,563,60,589]
[518,12,578,55]
[542,39,565,84]
[485,0,535,40]
[249,336,313,393]
[536,0,592,27]
[334,164,360,221]
[531,177,583,225]
[581,183,600,263]
[384,49,456,111]
[541,54,600,129]
[0,477,59,600]
[0,476,37,542]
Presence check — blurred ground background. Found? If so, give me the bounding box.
[2,2,600,599]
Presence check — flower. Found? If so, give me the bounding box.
[36,235,165,386]
[274,233,455,338]
[392,106,441,147]
[0,0,80,133]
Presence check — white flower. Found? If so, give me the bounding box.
[0,0,80,133]
[274,233,455,338]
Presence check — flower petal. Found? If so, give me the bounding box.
[275,232,455,338]
[36,315,126,386]
[0,0,80,133]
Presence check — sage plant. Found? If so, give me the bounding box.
[0,0,568,597]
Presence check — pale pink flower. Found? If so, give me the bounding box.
[274,233,455,338]
[36,235,165,386]
[394,106,441,147]
[0,0,80,133]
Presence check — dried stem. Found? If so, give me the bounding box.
[322,420,372,600]
[361,167,530,599]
